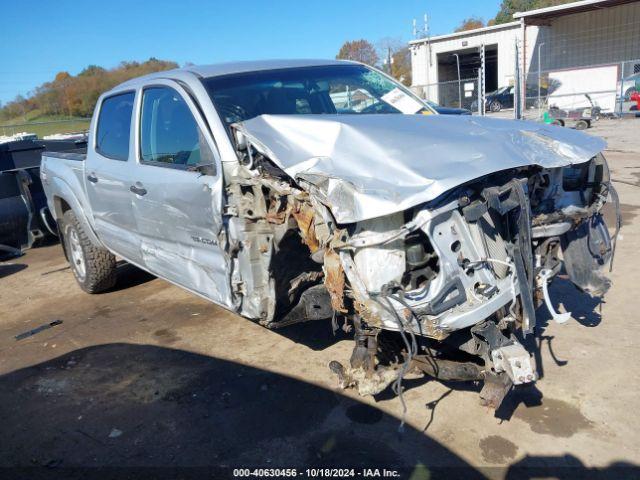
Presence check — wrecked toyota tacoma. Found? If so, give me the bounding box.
[41,60,619,409]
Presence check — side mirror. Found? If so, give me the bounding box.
[191,131,217,176]
[186,161,216,176]
[196,162,216,176]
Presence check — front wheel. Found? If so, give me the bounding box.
[490,100,502,112]
[575,120,590,130]
[62,210,116,293]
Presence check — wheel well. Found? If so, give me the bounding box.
[54,197,72,218]
[54,197,72,260]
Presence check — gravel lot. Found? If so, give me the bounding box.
[1,117,639,478]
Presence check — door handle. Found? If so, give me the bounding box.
[87,173,98,183]
[130,185,148,196]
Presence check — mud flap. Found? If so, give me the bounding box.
[561,214,612,297]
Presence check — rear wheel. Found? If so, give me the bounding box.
[62,210,116,293]
[552,119,565,127]
[490,100,502,112]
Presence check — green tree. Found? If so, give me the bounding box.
[493,0,575,24]
[336,39,379,67]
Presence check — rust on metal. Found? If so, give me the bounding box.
[292,203,320,253]
[323,250,347,313]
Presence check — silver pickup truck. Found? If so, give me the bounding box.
[41,59,618,408]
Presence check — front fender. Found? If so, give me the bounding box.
[560,213,613,297]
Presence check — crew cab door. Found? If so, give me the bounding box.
[130,82,231,306]
[85,91,142,264]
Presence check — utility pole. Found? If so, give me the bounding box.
[537,42,545,118]
[424,14,431,66]
[514,38,521,119]
[412,13,431,97]
[478,44,486,116]
[453,54,462,108]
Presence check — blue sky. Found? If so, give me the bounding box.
[0,0,501,104]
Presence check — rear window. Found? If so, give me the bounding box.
[96,92,135,160]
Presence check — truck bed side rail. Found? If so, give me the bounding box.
[42,150,87,161]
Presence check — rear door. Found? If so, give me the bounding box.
[85,91,142,264]
[130,82,231,306]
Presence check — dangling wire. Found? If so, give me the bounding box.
[373,282,419,432]
[371,255,517,430]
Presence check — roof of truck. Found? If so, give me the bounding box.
[187,59,354,77]
[116,59,355,89]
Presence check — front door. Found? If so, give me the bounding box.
[130,83,231,306]
[85,91,142,264]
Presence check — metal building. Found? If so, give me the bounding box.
[410,22,520,108]
[410,0,640,115]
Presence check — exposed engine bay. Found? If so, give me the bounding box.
[219,114,620,410]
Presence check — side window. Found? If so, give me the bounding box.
[96,92,135,161]
[140,87,204,167]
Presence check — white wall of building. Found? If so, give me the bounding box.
[410,22,524,102]
[410,0,640,107]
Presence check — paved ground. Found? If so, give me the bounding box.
[1,117,639,478]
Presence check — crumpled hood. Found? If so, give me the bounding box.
[236,114,606,224]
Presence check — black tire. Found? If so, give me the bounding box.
[552,119,565,127]
[62,210,116,293]
[490,100,502,112]
[575,120,589,130]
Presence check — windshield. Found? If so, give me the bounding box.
[202,64,434,126]
[488,86,510,96]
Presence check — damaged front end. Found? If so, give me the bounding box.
[222,114,619,410]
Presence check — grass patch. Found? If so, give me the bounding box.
[0,115,91,138]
